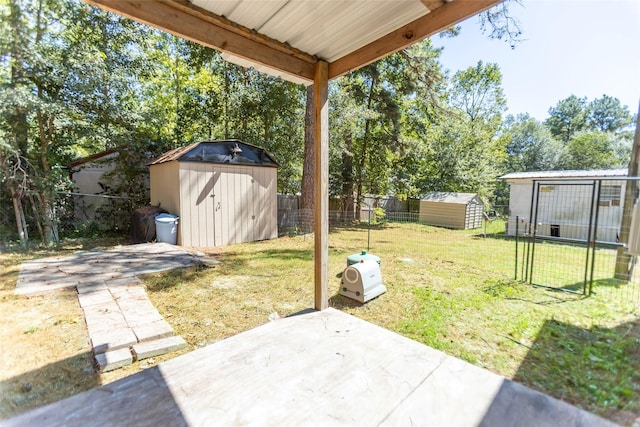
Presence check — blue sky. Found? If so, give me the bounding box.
[430,0,640,121]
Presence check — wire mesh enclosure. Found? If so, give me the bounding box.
[517,177,640,305]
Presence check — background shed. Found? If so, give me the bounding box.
[419,192,483,229]
[149,140,278,247]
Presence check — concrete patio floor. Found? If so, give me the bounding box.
[4,308,618,427]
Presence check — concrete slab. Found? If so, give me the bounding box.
[83,302,133,339]
[133,336,186,361]
[76,282,108,293]
[77,289,114,308]
[108,285,148,300]
[5,309,618,427]
[121,307,165,328]
[95,348,133,372]
[131,320,175,342]
[107,277,142,287]
[91,328,138,354]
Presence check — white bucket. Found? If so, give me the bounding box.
[155,214,179,245]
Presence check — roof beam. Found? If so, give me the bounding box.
[84,0,316,83]
[328,0,502,80]
[421,0,446,13]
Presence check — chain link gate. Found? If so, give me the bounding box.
[517,177,640,303]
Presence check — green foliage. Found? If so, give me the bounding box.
[366,207,387,225]
[504,113,562,172]
[545,95,588,143]
[0,0,634,245]
[449,61,506,123]
[588,95,635,133]
[329,41,446,207]
[502,95,634,174]
[560,131,619,170]
[412,61,507,205]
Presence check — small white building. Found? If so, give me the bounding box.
[149,140,279,247]
[419,192,484,229]
[500,169,628,242]
[68,147,126,228]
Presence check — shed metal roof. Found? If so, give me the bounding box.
[68,146,127,169]
[149,140,279,167]
[500,169,629,181]
[421,192,482,205]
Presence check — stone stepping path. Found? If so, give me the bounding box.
[15,243,218,371]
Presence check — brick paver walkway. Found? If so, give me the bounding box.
[15,243,216,371]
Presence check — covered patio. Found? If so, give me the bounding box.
[5,1,620,425]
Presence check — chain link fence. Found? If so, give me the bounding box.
[0,193,137,247]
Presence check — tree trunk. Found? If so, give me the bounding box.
[614,102,640,279]
[7,0,29,247]
[354,69,378,218]
[341,131,354,218]
[36,98,58,245]
[301,85,314,214]
[12,192,29,247]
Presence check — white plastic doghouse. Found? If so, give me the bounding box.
[340,260,386,303]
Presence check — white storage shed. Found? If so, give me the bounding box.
[149,140,278,247]
[500,169,628,242]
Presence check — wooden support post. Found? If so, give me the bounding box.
[313,61,329,311]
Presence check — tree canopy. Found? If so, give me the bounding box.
[1,0,636,245]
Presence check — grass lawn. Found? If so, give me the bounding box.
[1,222,639,425]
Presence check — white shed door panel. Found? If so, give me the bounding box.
[219,166,255,245]
[253,167,277,240]
[179,163,221,247]
[180,163,276,247]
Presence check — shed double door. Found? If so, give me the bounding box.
[180,163,275,247]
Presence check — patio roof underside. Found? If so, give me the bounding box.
[84,0,500,85]
[83,0,503,310]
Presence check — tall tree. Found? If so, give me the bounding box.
[417,61,507,204]
[504,113,561,172]
[545,95,588,142]
[560,131,618,170]
[1,0,30,245]
[587,94,634,133]
[1,0,151,244]
[331,41,445,213]
[300,85,314,211]
[449,61,505,123]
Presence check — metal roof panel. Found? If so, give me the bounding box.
[421,192,482,204]
[500,169,629,180]
[192,0,429,62]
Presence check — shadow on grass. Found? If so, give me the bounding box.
[470,232,514,241]
[0,351,99,421]
[534,277,633,295]
[144,268,209,292]
[144,248,313,293]
[512,318,640,425]
[329,293,363,310]
[250,248,313,261]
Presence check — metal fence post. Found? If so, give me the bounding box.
[515,216,519,281]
